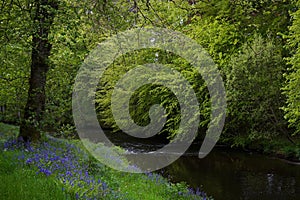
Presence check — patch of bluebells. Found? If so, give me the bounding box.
[3,137,112,199]
[187,187,209,200]
[145,171,165,184]
[3,137,33,152]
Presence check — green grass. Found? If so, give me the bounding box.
[96,170,193,200]
[88,163,198,200]
[0,152,67,200]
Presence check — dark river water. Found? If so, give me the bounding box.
[161,147,300,200]
[105,133,300,200]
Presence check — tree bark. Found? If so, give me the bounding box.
[19,0,58,142]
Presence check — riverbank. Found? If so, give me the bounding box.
[0,123,210,200]
[218,135,300,163]
[248,141,300,163]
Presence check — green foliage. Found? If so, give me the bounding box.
[225,34,287,143]
[41,0,145,134]
[95,49,209,139]
[282,1,300,135]
[43,0,108,133]
[0,1,34,124]
[191,0,293,38]
[183,17,241,69]
[281,145,300,159]
[0,0,299,141]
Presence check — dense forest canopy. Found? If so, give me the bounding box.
[0,0,299,149]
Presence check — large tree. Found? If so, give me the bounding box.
[19,0,58,142]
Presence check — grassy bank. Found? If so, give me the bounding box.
[0,123,210,200]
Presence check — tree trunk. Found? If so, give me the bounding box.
[19,0,58,142]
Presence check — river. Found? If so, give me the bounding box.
[161,146,300,200]
[106,133,300,199]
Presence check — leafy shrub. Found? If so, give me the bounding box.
[225,34,287,142]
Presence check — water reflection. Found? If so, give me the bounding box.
[160,148,300,200]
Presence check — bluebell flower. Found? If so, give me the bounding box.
[26,158,33,164]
